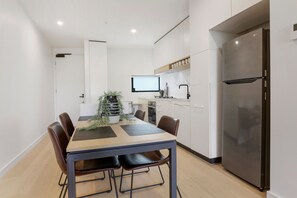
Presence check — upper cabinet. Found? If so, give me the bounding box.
[190,0,231,55]
[153,17,190,69]
[231,0,262,16]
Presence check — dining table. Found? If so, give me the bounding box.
[66,116,178,198]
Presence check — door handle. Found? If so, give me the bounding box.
[79,94,84,98]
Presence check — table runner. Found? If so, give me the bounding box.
[121,124,164,136]
[73,126,116,141]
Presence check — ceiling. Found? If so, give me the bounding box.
[18,0,189,48]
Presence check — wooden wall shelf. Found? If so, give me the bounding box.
[154,56,190,75]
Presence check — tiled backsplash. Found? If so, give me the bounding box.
[160,69,190,99]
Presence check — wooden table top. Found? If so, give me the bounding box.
[67,119,176,152]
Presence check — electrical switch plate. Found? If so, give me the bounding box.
[290,23,297,40]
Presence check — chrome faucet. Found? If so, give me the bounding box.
[179,84,191,99]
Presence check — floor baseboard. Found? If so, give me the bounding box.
[0,132,47,177]
[177,142,222,164]
[267,191,280,198]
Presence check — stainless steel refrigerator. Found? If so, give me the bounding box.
[222,28,270,190]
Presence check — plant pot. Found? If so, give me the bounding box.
[107,115,120,124]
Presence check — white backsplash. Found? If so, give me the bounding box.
[160,69,190,99]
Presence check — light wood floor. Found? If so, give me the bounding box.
[0,135,266,198]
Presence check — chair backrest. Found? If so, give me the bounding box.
[48,122,69,174]
[59,112,75,139]
[157,115,180,136]
[134,110,145,121]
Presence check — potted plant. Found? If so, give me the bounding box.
[98,91,125,124]
[78,91,126,130]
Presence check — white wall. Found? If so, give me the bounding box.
[268,0,297,198]
[107,48,155,102]
[160,69,190,99]
[0,0,54,173]
[84,41,108,103]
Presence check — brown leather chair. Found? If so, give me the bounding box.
[48,122,120,198]
[118,115,182,197]
[59,112,75,140]
[134,110,145,121]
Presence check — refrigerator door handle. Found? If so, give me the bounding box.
[224,77,263,85]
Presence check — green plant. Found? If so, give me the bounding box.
[98,91,125,119]
[78,91,127,130]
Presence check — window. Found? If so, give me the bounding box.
[131,75,160,92]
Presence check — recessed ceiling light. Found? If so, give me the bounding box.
[131,28,137,34]
[235,40,239,45]
[57,21,64,26]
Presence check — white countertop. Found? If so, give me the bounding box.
[138,97,190,103]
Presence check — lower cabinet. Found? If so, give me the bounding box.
[156,100,173,124]
[173,103,191,147]
[190,106,210,157]
[190,84,210,157]
[137,99,148,122]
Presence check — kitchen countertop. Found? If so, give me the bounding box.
[138,97,190,103]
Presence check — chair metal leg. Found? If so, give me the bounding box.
[59,171,115,198]
[157,166,165,185]
[63,185,68,198]
[59,176,68,198]
[58,172,64,186]
[113,167,150,178]
[130,170,134,198]
[59,171,106,186]
[119,168,124,193]
[108,171,113,192]
[112,170,119,198]
[120,166,165,194]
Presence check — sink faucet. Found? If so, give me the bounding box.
[179,84,191,99]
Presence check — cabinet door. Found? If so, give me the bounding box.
[190,84,210,157]
[231,0,261,16]
[156,101,173,124]
[153,18,191,68]
[174,21,185,61]
[174,104,191,147]
[190,51,210,85]
[139,104,148,122]
[190,0,231,55]
[183,18,190,57]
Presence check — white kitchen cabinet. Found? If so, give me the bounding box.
[190,84,210,157]
[173,102,191,147]
[173,21,185,62]
[190,51,210,85]
[183,18,190,58]
[84,40,107,103]
[190,0,231,55]
[153,18,190,69]
[138,103,148,122]
[231,0,262,16]
[137,98,149,122]
[156,100,173,124]
[190,49,222,85]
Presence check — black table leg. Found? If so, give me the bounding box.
[169,141,177,198]
[67,155,76,198]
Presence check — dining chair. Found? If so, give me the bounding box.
[118,115,182,198]
[48,122,120,198]
[134,110,145,121]
[59,112,75,140]
[58,112,76,187]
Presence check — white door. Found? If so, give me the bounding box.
[55,54,84,124]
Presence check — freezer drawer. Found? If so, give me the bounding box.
[223,28,265,81]
[222,79,263,188]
